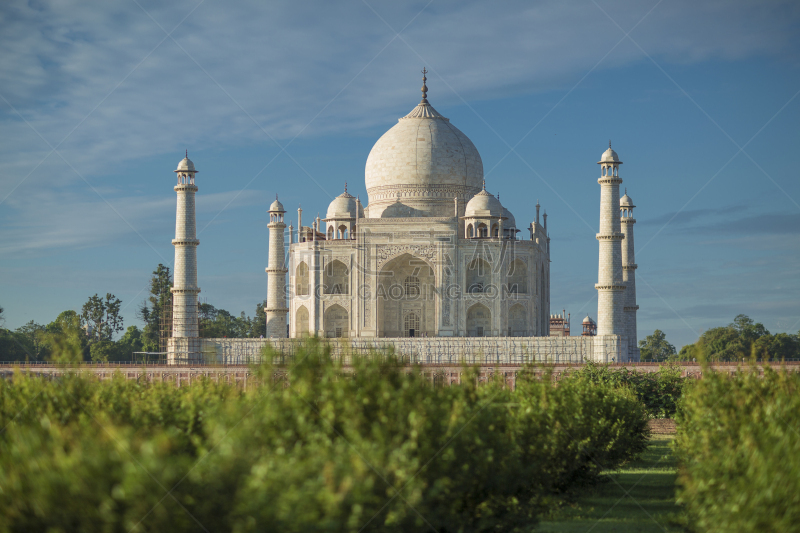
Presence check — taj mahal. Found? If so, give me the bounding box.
[167,71,640,364]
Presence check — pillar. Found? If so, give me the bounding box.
[265,196,288,337]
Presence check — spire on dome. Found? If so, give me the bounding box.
[402,68,447,119]
[482,179,486,190]
[344,181,347,193]
[421,67,428,104]
[609,140,612,149]
[186,149,188,158]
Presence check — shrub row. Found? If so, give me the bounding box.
[564,362,687,418]
[0,341,649,532]
[674,367,800,532]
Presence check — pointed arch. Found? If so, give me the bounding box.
[467,257,490,294]
[507,259,527,294]
[295,261,309,296]
[323,304,348,338]
[295,305,309,337]
[509,304,526,337]
[466,303,491,337]
[323,260,349,295]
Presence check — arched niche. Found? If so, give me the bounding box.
[323,304,348,338]
[377,253,435,337]
[323,260,349,295]
[509,304,526,337]
[295,262,309,296]
[466,258,491,294]
[466,303,491,337]
[507,259,527,294]
[295,306,309,337]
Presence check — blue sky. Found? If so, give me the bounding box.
[1,0,798,348]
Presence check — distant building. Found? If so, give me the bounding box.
[549,310,570,337]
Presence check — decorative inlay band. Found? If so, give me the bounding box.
[595,284,626,290]
[623,264,638,270]
[172,239,199,246]
[377,244,437,269]
[171,288,201,294]
[597,177,622,185]
[596,234,624,240]
[367,184,480,201]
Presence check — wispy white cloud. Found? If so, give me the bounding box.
[1,0,797,192]
[0,186,268,255]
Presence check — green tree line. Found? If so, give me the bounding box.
[637,314,800,362]
[0,264,268,363]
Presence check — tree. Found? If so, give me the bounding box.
[117,325,144,360]
[638,329,676,362]
[42,310,87,362]
[138,265,172,352]
[0,329,34,362]
[679,315,798,362]
[81,293,123,342]
[16,321,46,360]
[251,300,267,338]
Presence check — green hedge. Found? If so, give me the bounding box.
[0,341,649,532]
[674,367,800,532]
[564,362,687,418]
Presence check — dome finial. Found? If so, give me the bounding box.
[482,179,486,190]
[276,193,278,201]
[344,181,347,193]
[185,149,188,158]
[609,140,612,149]
[420,67,429,104]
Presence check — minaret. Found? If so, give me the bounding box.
[169,151,201,364]
[620,190,640,361]
[596,143,627,357]
[265,196,288,337]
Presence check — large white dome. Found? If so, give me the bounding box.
[364,81,483,218]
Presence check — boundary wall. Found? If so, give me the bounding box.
[187,335,625,365]
[2,362,797,391]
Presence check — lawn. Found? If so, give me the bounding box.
[536,435,684,532]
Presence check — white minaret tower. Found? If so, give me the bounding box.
[596,143,627,359]
[265,196,288,337]
[620,190,640,361]
[169,151,201,364]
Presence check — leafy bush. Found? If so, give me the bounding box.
[0,340,649,532]
[565,362,687,418]
[674,367,800,532]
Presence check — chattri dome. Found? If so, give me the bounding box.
[269,196,285,212]
[364,71,483,217]
[326,187,358,219]
[620,191,634,207]
[175,152,197,172]
[502,206,516,228]
[465,188,503,218]
[598,145,621,164]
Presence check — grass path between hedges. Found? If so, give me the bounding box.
[536,435,684,532]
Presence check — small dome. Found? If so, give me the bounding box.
[582,316,596,325]
[465,188,503,218]
[599,146,621,164]
[269,197,285,212]
[326,189,358,219]
[176,155,196,172]
[502,206,516,228]
[620,192,634,207]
